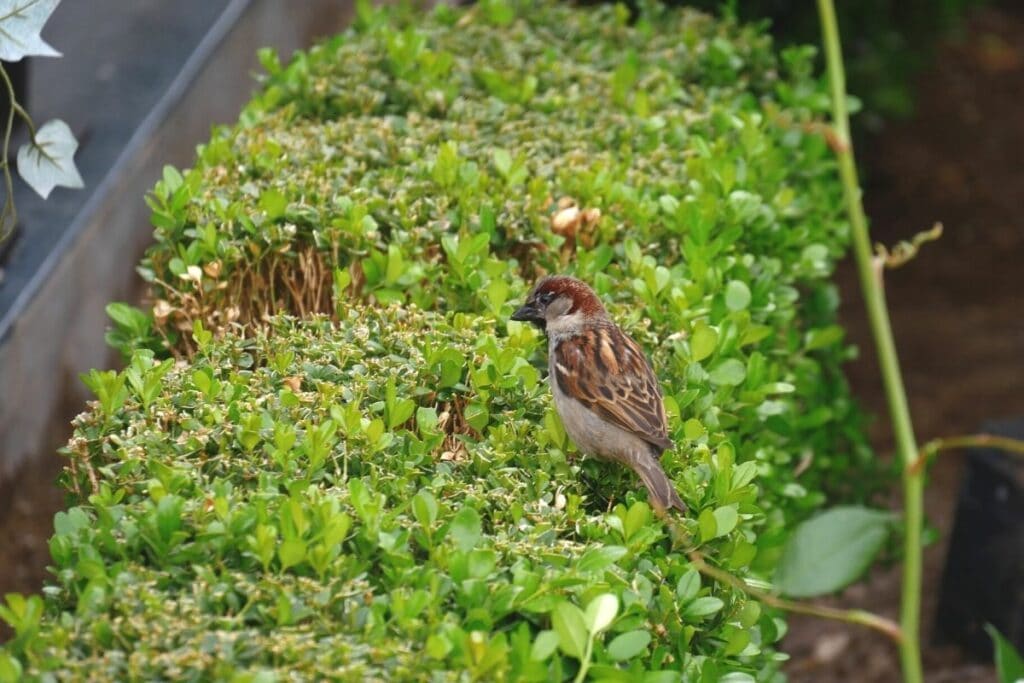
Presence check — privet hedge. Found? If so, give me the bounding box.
[2,1,881,680]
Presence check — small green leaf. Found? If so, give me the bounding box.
[449,506,482,551]
[416,406,438,433]
[683,418,705,440]
[775,506,892,597]
[464,403,489,432]
[278,538,306,570]
[0,652,23,683]
[577,545,627,574]
[987,624,1024,683]
[412,490,438,527]
[676,567,700,601]
[258,188,288,220]
[683,597,724,619]
[725,280,751,311]
[698,508,717,542]
[606,629,651,660]
[583,593,618,634]
[805,325,844,351]
[690,321,718,362]
[709,358,746,386]
[552,601,588,659]
[530,629,559,661]
[712,506,739,537]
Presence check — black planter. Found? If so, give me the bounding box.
[935,419,1024,660]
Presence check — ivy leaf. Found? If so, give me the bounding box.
[0,0,61,61]
[774,506,893,597]
[17,119,84,198]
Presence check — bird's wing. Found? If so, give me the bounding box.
[553,325,673,452]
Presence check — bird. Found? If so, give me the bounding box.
[511,275,687,515]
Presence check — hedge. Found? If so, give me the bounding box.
[2,1,881,680]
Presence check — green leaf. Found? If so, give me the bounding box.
[725,280,751,311]
[606,629,651,660]
[464,403,489,432]
[552,601,588,659]
[449,506,482,551]
[583,593,618,634]
[0,652,23,683]
[412,490,438,527]
[258,188,288,220]
[987,625,1024,683]
[709,359,746,386]
[712,506,739,537]
[683,597,724,619]
[18,119,84,199]
[676,568,700,602]
[690,321,718,362]
[774,506,892,597]
[805,325,844,351]
[577,545,627,574]
[278,538,306,570]
[698,508,717,542]
[530,629,559,661]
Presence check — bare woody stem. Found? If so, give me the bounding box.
[687,551,903,643]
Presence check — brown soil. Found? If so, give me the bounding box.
[783,4,1024,682]
[2,4,1023,679]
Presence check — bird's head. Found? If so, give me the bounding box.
[511,276,607,334]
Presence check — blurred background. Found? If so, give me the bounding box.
[1,1,1021,681]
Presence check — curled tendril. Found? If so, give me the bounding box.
[873,222,944,270]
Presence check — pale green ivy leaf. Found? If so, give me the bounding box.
[0,0,62,62]
[17,119,84,199]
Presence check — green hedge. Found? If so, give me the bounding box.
[4,307,778,680]
[3,1,882,680]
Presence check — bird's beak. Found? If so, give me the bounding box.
[511,302,544,327]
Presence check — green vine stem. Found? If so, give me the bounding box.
[909,433,1024,475]
[816,2,925,682]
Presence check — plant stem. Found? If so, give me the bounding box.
[816,3,924,682]
[687,551,903,643]
[909,433,1024,474]
[573,636,594,683]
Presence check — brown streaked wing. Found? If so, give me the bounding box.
[553,325,673,452]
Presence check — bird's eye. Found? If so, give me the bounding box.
[539,292,555,305]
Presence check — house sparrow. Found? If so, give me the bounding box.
[512,276,686,515]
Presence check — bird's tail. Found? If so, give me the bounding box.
[632,454,687,515]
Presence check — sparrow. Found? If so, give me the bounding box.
[511,275,686,515]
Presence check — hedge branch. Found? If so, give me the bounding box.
[687,551,903,643]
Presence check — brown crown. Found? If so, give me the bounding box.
[531,276,607,317]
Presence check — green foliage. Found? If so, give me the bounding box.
[686,0,985,121]
[987,625,1024,683]
[9,0,887,679]
[9,308,783,679]
[128,0,880,505]
[773,506,893,598]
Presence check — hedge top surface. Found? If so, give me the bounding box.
[5,306,777,681]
